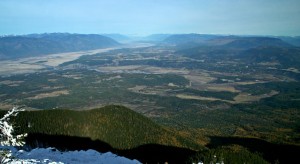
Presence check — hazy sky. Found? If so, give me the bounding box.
[1,0,300,36]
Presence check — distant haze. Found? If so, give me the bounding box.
[0,0,300,36]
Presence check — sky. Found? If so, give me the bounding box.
[0,0,300,36]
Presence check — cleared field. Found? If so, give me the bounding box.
[0,61,44,75]
[143,67,189,74]
[176,94,225,102]
[258,62,280,66]
[206,84,240,93]
[97,65,190,75]
[176,90,279,104]
[97,65,143,72]
[235,81,268,85]
[128,85,169,96]
[233,90,279,103]
[184,72,216,85]
[0,80,24,87]
[26,90,70,100]
[282,67,300,74]
[62,74,83,79]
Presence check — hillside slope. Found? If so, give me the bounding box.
[163,34,292,48]
[222,37,292,49]
[11,105,198,150]
[238,46,300,68]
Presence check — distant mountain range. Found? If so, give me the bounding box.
[102,34,131,43]
[162,34,219,45]
[278,36,300,47]
[162,34,293,48]
[1,33,300,69]
[167,34,300,68]
[100,33,300,47]
[219,37,292,49]
[141,34,171,42]
[0,33,120,59]
[102,34,171,43]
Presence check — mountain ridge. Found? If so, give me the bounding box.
[0,33,120,59]
[9,105,200,150]
[162,34,293,48]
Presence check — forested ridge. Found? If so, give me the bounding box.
[0,105,273,163]
[3,105,197,150]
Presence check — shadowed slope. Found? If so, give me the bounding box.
[11,105,200,150]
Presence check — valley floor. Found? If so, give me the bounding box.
[1,41,300,163]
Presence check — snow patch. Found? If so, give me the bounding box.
[10,147,141,164]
